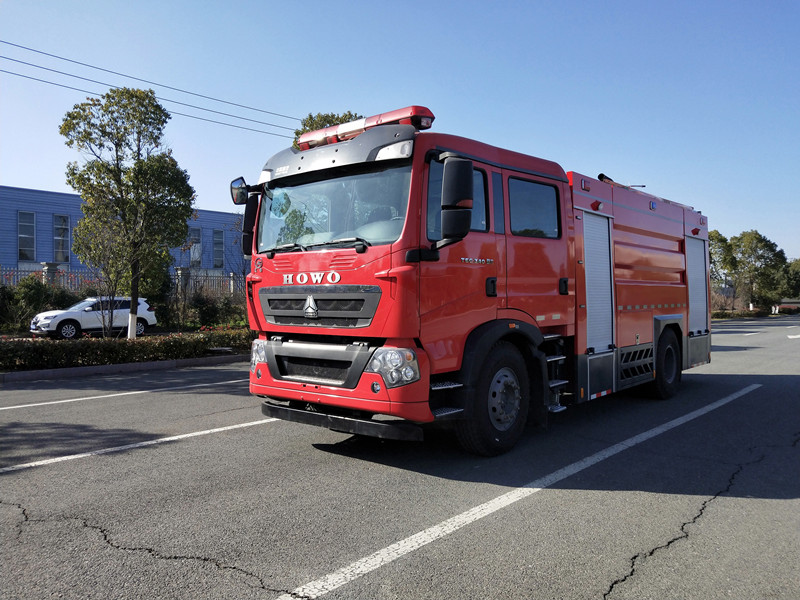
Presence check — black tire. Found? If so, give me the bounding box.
[57,320,81,340]
[652,328,681,399]
[135,319,147,336]
[456,341,530,456]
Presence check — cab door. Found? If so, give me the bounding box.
[419,159,502,373]
[504,174,571,331]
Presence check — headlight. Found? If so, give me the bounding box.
[250,339,268,373]
[365,347,420,388]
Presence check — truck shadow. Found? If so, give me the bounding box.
[0,421,161,469]
[312,372,800,500]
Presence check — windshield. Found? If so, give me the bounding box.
[66,300,95,311]
[257,164,411,253]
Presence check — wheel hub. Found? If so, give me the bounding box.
[663,346,677,383]
[487,367,521,432]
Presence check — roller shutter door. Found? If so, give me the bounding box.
[584,213,614,353]
[686,236,709,334]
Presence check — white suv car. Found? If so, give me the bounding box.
[30,297,158,339]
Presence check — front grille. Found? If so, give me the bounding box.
[259,285,381,328]
[268,298,365,312]
[264,338,378,388]
[274,316,360,327]
[277,355,350,385]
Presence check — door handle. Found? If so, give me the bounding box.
[559,277,569,295]
[486,277,497,297]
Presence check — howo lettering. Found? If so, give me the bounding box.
[282,272,342,285]
[231,106,711,456]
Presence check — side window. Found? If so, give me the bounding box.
[189,228,202,267]
[508,178,560,239]
[492,172,505,234]
[426,161,489,240]
[54,214,70,263]
[470,170,488,232]
[426,160,443,241]
[213,229,224,269]
[18,211,35,261]
[115,300,131,310]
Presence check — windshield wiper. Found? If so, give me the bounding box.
[306,237,371,253]
[265,242,307,258]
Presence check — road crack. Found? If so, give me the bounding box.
[3,502,297,596]
[80,518,291,595]
[1,499,46,540]
[603,454,766,599]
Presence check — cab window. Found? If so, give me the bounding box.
[508,177,560,239]
[427,160,488,241]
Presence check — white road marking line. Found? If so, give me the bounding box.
[0,379,249,411]
[0,418,277,474]
[743,332,760,336]
[274,383,762,600]
[788,335,800,339]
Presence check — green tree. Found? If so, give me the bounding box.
[294,110,364,147]
[709,230,734,284]
[60,88,195,338]
[728,230,787,310]
[785,258,800,299]
[709,229,736,310]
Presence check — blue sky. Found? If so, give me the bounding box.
[1,0,798,259]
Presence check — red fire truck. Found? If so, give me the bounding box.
[231,106,710,455]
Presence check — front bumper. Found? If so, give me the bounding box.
[261,400,423,441]
[250,336,435,423]
[250,367,434,422]
[30,323,53,336]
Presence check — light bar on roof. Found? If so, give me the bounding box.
[297,105,435,150]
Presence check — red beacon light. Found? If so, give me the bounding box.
[297,106,435,150]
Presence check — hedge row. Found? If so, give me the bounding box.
[0,328,254,372]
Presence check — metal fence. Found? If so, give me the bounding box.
[2,266,245,299]
[171,269,247,298]
[1,266,100,289]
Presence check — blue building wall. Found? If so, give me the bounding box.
[0,186,84,270]
[0,185,246,274]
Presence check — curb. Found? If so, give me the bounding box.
[0,354,248,384]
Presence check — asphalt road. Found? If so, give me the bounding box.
[1,316,798,599]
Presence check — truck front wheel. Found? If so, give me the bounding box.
[456,342,530,456]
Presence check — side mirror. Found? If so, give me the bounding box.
[231,177,249,205]
[437,157,473,249]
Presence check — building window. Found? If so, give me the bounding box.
[213,230,224,269]
[508,178,560,239]
[189,228,202,267]
[54,214,70,263]
[18,211,35,261]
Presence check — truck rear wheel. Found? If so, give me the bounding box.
[456,342,530,456]
[652,328,681,399]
